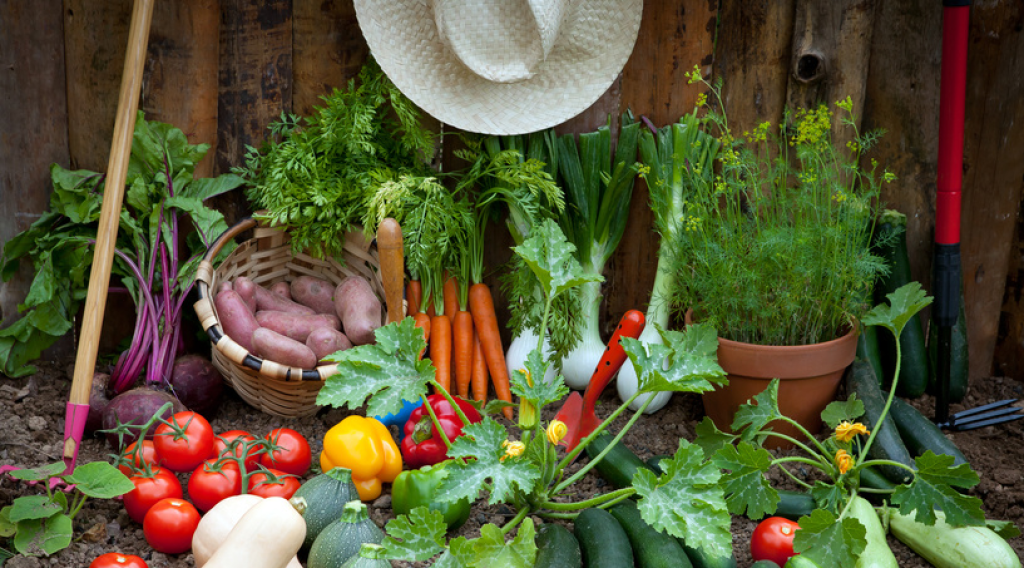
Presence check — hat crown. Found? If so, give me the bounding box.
[432,0,573,84]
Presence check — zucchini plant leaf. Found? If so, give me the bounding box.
[0,507,15,538]
[810,480,846,514]
[890,451,984,526]
[509,349,569,408]
[64,461,135,499]
[792,509,866,568]
[862,282,932,338]
[713,441,777,519]
[438,418,541,506]
[693,417,736,459]
[8,496,62,523]
[821,394,865,429]
[512,218,601,300]
[317,318,435,418]
[634,439,732,560]
[986,519,1022,540]
[731,379,783,441]
[621,323,727,395]
[6,462,66,483]
[13,513,72,556]
[470,518,536,568]
[383,506,448,562]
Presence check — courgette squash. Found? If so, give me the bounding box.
[308,500,384,568]
[609,500,692,568]
[888,509,1021,568]
[887,396,968,467]
[680,540,738,568]
[750,562,781,568]
[340,543,391,568]
[204,496,306,568]
[784,557,825,568]
[857,326,885,387]
[873,209,929,398]
[927,290,969,403]
[846,360,915,484]
[584,432,655,490]
[846,496,897,568]
[292,467,360,552]
[574,507,634,568]
[535,523,581,568]
[774,490,816,522]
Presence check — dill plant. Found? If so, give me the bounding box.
[675,69,894,345]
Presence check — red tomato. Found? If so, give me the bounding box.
[248,468,301,499]
[89,552,148,568]
[153,411,215,472]
[259,428,312,476]
[118,440,162,476]
[751,516,800,566]
[143,498,200,555]
[212,429,260,471]
[187,460,242,512]
[122,468,183,524]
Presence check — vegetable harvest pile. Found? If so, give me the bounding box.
[0,59,1020,568]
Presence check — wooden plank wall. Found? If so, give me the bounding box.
[2,0,1023,385]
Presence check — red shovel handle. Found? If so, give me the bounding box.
[582,310,645,409]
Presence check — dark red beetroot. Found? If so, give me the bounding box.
[101,386,186,449]
[169,354,223,415]
[85,372,112,434]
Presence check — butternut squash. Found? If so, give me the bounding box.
[194,495,304,568]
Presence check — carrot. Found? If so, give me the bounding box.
[430,314,452,394]
[406,281,422,316]
[443,276,459,320]
[471,334,488,404]
[469,283,513,420]
[413,312,431,359]
[452,310,474,398]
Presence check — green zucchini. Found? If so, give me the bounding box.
[610,500,692,568]
[774,490,815,522]
[308,501,384,568]
[846,496,897,568]
[845,360,915,484]
[584,432,655,490]
[292,467,360,552]
[535,523,581,568]
[857,325,886,387]
[889,509,1021,568]
[927,290,969,403]
[784,557,825,568]
[339,543,390,568]
[751,562,781,568]
[888,396,968,467]
[679,540,738,568]
[873,210,929,398]
[574,508,634,568]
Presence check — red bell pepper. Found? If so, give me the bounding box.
[400,394,482,468]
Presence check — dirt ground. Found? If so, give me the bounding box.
[1,357,1021,567]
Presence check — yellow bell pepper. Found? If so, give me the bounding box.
[320,415,403,501]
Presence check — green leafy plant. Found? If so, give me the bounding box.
[316,219,732,566]
[0,461,134,556]
[674,68,893,346]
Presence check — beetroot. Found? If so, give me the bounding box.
[101,386,185,449]
[85,372,112,434]
[169,354,224,415]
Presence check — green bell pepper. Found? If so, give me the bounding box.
[391,460,470,531]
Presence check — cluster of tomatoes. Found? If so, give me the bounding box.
[91,410,312,566]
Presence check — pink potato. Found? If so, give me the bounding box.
[290,275,336,315]
[252,327,317,369]
[217,280,233,294]
[214,289,260,352]
[255,310,340,342]
[270,281,292,300]
[233,276,258,313]
[253,281,316,315]
[333,276,382,346]
[306,327,353,361]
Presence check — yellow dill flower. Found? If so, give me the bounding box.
[547,420,567,445]
[835,421,870,442]
[834,449,854,475]
[836,96,854,113]
[500,440,525,462]
[696,93,708,108]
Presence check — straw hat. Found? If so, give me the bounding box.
[354,0,643,135]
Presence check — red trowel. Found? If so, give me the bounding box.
[553,310,645,452]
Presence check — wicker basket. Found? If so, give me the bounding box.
[193,217,390,418]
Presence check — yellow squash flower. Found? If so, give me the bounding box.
[547,420,568,445]
[501,440,525,462]
[835,421,870,443]
[834,449,854,475]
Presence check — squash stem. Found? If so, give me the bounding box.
[540,488,634,512]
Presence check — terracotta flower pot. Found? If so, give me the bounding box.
[686,311,858,450]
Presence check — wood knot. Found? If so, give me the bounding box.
[794,51,827,84]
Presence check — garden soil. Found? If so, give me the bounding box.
[1,359,1021,567]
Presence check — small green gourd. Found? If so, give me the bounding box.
[292,467,360,552]
[308,500,384,568]
[340,543,391,568]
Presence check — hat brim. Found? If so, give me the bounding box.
[355,0,643,135]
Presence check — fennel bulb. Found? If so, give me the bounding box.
[506,327,557,384]
[616,267,674,413]
[560,279,606,389]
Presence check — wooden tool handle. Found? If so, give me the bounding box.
[377,218,405,324]
[68,0,155,408]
